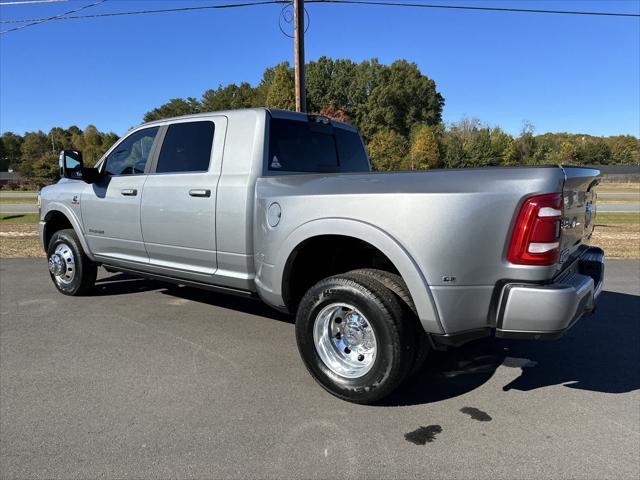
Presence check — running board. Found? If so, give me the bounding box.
[101,264,257,299]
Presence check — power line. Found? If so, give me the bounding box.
[1,0,106,34]
[0,0,67,5]
[0,1,290,25]
[308,0,640,17]
[0,0,637,31]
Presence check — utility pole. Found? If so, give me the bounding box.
[294,0,306,112]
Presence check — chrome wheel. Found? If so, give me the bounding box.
[313,303,378,379]
[48,242,76,285]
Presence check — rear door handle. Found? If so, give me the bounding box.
[121,188,137,196]
[189,189,211,198]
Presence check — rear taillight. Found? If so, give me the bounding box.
[507,193,562,266]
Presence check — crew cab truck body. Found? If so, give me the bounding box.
[40,108,604,403]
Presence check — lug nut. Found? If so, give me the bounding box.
[357,354,364,361]
[344,347,351,354]
[335,332,342,339]
[335,317,342,324]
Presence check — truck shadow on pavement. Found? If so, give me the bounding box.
[384,290,640,406]
[93,273,292,323]
[94,273,164,296]
[160,284,293,323]
[91,275,639,406]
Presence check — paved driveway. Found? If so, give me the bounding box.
[1,259,638,479]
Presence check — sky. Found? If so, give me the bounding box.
[0,0,639,137]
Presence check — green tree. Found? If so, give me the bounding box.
[366,129,408,171]
[1,132,23,170]
[514,122,536,164]
[141,57,444,144]
[362,60,444,139]
[306,57,356,114]
[577,138,611,165]
[606,135,639,164]
[48,127,73,151]
[489,128,514,165]
[201,82,258,112]
[81,125,103,164]
[266,62,295,110]
[466,128,494,166]
[532,134,556,164]
[19,131,50,177]
[32,152,59,180]
[502,141,520,166]
[0,138,6,171]
[408,124,440,169]
[143,97,200,122]
[547,140,578,165]
[101,132,120,156]
[345,59,386,137]
[252,65,278,106]
[442,127,466,168]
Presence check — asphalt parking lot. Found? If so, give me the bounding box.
[1,259,639,479]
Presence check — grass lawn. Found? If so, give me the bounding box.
[598,197,639,204]
[598,183,640,194]
[595,212,640,225]
[590,212,639,259]
[0,197,37,204]
[0,213,40,224]
[0,216,42,257]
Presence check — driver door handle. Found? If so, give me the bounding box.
[121,188,137,196]
[189,189,211,198]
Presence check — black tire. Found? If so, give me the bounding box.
[295,273,412,404]
[350,269,431,376]
[47,228,97,296]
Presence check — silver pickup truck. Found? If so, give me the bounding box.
[40,108,604,404]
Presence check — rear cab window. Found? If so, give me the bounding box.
[155,121,215,173]
[268,117,370,174]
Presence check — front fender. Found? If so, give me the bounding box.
[41,202,95,261]
[264,218,443,334]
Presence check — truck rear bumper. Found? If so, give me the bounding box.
[495,247,605,340]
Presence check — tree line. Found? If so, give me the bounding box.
[0,126,118,183]
[1,57,637,182]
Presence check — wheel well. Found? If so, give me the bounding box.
[282,235,402,311]
[43,211,73,249]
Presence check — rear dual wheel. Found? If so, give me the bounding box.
[349,269,430,377]
[295,271,424,404]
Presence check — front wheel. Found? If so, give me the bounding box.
[47,228,97,296]
[295,273,412,404]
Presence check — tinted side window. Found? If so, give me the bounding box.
[268,119,339,173]
[156,121,215,173]
[268,119,370,173]
[104,127,159,176]
[335,128,370,172]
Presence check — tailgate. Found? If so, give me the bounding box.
[559,167,601,266]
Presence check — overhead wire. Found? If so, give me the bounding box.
[1,0,637,35]
[307,0,640,18]
[1,0,107,34]
[0,1,290,25]
[0,0,67,6]
[1,0,638,26]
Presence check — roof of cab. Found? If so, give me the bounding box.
[135,107,357,132]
